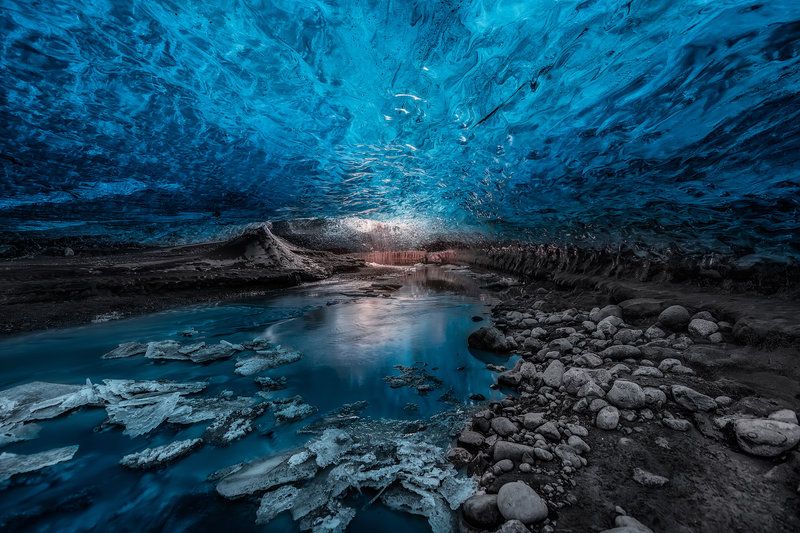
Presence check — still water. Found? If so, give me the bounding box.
[0,265,515,532]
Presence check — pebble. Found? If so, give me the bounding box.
[596,406,620,430]
[542,360,566,387]
[632,467,669,488]
[462,494,501,528]
[671,385,717,412]
[606,381,646,409]
[491,417,518,437]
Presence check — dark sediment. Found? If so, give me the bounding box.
[0,224,362,335]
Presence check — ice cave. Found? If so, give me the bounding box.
[1,1,799,532]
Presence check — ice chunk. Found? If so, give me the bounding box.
[0,422,41,447]
[272,396,317,424]
[0,381,96,427]
[256,485,299,524]
[254,376,287,391]
[235,346,302,376]
[105,393,187,437]
[94,379,206,403]
[297,501,356,533]
[144,340,183,360]
[102,342,147,359]
[120,438,203,469]
[216,451,319,499]
[307,429,356,468]
[0,445,79,482]
[188,342,240,363]
[202,403,270,445]
[167,396,256,425]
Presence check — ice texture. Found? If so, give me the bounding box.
[235,346,303,376]
[120,438,203,469]
[0,445,79,483]
[216,408,477,532]
[1,1,799,256]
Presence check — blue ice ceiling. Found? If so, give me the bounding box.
[1,0,800,255]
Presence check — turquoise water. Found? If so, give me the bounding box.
[0,266,513,532]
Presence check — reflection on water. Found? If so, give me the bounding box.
[0,265,512,532]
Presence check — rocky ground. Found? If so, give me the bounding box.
[453,286,800,533]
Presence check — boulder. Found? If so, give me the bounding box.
[542,360,565,388]
[462,493,501,528]
[491,417,518,437]
[688,319,719,338]
[596,406,620,430]
[658,305,690,331]
[496,481,548,523]
[607,381,646,409]
[671,385,717,412]
[734,419,800,457]
[494,441,535,462]
[468,327,510,353]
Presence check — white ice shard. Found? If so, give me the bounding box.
[272,396,317,424]
[102,341,148,359]
[235,346,302,376]
[0,445,79,482]
[256,485,300,524]
[120,438,203,469]
[105,393,188,438]
[216,451,319,499]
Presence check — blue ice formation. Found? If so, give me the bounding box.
[1,1,799,256]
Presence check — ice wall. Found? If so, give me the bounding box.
[1,1,799,256]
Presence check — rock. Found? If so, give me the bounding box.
[663,417,692,431]
[714,395,732,407]
[632,367,663,378]
[672,385,717,412]
[468,327,510,353]
[496,481,548,523]
[658,305,690,331]
[708,332,723,343]
[64,247,74,257]
[0,445,79,482]
[590,305,623,323]
[632,467,669,488]
[537,421,561,441]
[523,412,547,430]
[446,447,473,467]
[519,362,537,379]
[734,419,800,457]
[491,417,518,437]
[596,406,620,430]
[619,299,664,318]
[102,342,148,359]
[769,409,799,425]
[612,515,654,533]
[462,494,501,528]
[688,319,719,338]
[600,345,641,360]
[567,435,591,454]
[555,444,584,467]
[499,519,532,533]
[614,329,644,345]
[459,430,485,448]
[577,380,605,399]
[120,438,203,469]
[563,368,592,394]
[494,441,535,462]
[574,352,603,367]
[644,326,666,340]
[607,381,646,409]
[534,448,553,461]
[643,387,667,408]
[495,458,514,473]
[548,339,573,354]
[692,311,716,321]
[542,360,565,387]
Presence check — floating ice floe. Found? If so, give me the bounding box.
[235,346,302,376]
[102,341,147,359]
[383,364,443,394]
[272,396,317,424]
[120,438,203,469]
[215,408,476,533]
[0,445,79,482]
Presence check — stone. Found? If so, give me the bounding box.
[769,409,799,425]
[468,327,510,353]
[542,360,565,388]
[658,306,690,331]
[614,329,644,345]
[491,417,518,437]
[714,395,732,407]
[596,406,620,430]
[643,387,667,408]
[619,299,664,318]
[537,421,561,441]
[523,412,547,430]
[688,319,719,338]
[613,516,654,533]
[499,519,532,533]
[459,430,485,449]
[663,417,692,431]
[567,435,591,453]
[632,467,669,488]
[708,333,723,344]
[563,368,592,394]
[555,444,584,467]
[644,326,666,340]
[692,311,716,321]
[632,367,663,378]
[534,448,553,461]
[574,352,603,367]
[600,345,641,360]
[672,385,717,412]
[462,494,501,528]
[607,381,646,409]
[734,419,800,457]
[495,459,514,472]
[577,380,605,399]
[496,481,548,523]
[494,441,535,462]
[590,305,623,323]
[446,447,472,467]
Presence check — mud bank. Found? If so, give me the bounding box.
[0,224,363,336]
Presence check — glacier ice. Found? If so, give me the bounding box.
[119,438,203,470]
[216,408,477,532]
[235,346,303,376]
[0,445,79,483]
[1,1,799,257]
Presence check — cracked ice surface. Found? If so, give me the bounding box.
[218,409,477,533]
